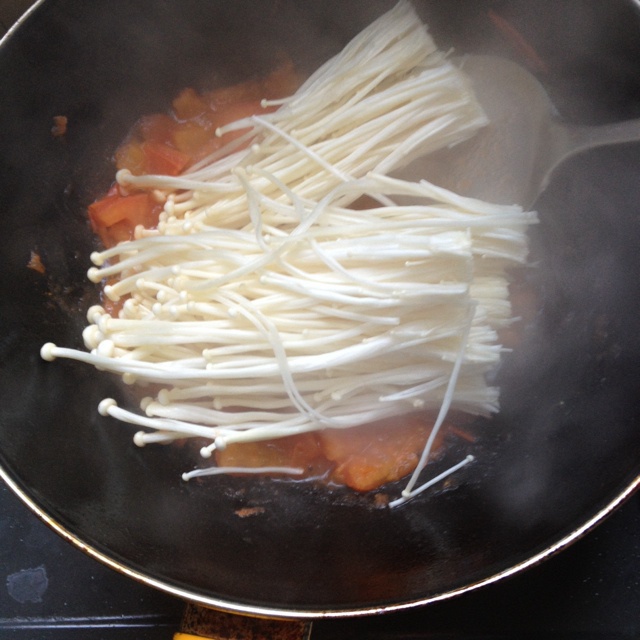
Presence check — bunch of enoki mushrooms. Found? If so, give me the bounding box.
[41,1,537,507]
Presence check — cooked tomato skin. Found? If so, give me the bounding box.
[321,416,448,492]
[88,191,162,247]
[215,415,450,493]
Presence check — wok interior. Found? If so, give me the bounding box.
[0,0,639,614]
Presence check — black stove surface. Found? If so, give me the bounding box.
[1,480,638,639]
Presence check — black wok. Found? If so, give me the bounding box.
[1,0,639,622]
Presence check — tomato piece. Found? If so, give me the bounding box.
[90,192,162,248]
[186,137,226,165]
[114,141,147,175]
[206,81,262,107]
[115,140,190,176]
[212,415,449,492]
[172,120,217,156]
[215,432,328,478]
[139,141,191,176]
[89,192,155,228]
[98,219,138,248]
[172,87,210,120]
[137,113,178,146]
[261,59,303,98]
[89,194,123,227]
[211,100,277,149]
[171,101,276,160]
[215,100,269,127]
[319,416,444,492]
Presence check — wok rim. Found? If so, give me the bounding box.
[0,0,43,44]
[2,0,640,621]
[1,462,638,619]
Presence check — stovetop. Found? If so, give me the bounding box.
[1,480,639,639]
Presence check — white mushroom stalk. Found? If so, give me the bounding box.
[41,0,537,505]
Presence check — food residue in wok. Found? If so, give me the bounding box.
[51,115,68,138]
[27,250,46,274]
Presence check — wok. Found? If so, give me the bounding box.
[1,0,639,624]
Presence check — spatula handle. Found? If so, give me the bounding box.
[174,604,312,640]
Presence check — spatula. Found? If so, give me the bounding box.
[400,54,640,208]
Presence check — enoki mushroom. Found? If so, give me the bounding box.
[41,1,536,506]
